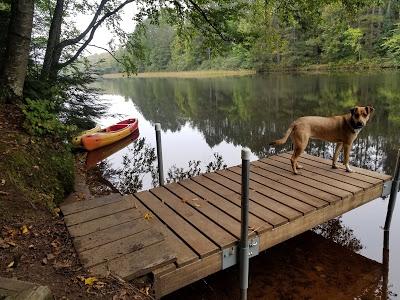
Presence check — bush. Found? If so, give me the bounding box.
[21,98,76,137]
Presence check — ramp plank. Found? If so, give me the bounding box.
[151,186,236,248]
[135,191,218,258]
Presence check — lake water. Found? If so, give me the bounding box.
[92,72,399,298]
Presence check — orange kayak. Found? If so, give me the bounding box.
[82,118,139,151]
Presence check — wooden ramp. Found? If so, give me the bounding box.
[60,152,391,298]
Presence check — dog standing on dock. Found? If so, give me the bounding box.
[270,106,374,175]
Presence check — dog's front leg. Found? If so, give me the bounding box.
[332,143,343,169]
[343,143,353,172]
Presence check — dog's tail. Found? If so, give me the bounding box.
[269,124,294,146]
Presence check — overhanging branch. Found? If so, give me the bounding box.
[57,0,135,69]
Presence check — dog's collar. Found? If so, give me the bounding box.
[349,118,364,133]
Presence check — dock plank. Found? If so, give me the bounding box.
[129,195,198,267]
[135,191,218,258]
[192,175,287,227]
[64,197,137,226]
[247,163,341,203]
[258,158,352,198]
[74,218,152,252]
[165,182,242,238]
[277,153,373,188]
[150,186,236,248]
[267,156,362,194]
[179,179,271,234]
[61,193,123,216]
[89,241,177,280]
[299,152,391,181]
[80,228,164,267]
[213,170,316,214]
[204,172,302,220]
[227,167,329,208]
[229,166,333,206]
[68,208,142,237]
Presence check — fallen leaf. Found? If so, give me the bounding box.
[193,203,201,207]
[42,258,48,265]
[84,277,98,286]
[46,253,55,260]
[28,244,34,249]
[7,241,16,247]
[7,261,15,268]
[20,225,29,235]
[144,213,153,220]
[53,259,72,269]
[140,286,150,296]
[0,179,5,185]
[94,281,106,289]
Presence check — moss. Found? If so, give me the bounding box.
[0,132,74,208]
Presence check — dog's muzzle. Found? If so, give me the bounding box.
[350,119,364,130]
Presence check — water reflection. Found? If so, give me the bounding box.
[313,217,362,252]
[95,72,400,174]
[85,130,140,169]
[95,135,229,194]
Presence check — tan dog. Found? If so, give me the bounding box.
[270,106,374,174]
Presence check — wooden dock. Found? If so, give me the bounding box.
[60,152,392,298]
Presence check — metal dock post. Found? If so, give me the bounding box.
[240,148,251,300]
[155,123,165,186]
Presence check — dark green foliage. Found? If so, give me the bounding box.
[94,0,400,72]
[21,98,76,136]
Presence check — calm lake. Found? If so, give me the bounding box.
[92,71,399,299]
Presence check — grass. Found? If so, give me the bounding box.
[102,69,256,79]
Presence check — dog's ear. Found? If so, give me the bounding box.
[350,107,356,116]
[365,106,375,114]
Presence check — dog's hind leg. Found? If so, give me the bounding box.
[343,143,353,172]
[290,134,308,175]
[332,143,343,169]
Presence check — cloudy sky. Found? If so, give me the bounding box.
[75,2,137,55]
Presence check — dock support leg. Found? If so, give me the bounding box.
[382,230,389,300]
[155,123,165,186]
[384,149,400,231]
[240,148,251,300]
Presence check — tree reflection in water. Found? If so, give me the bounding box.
[99,137,227,193]
[313,217,362,252]
[166,153,227,184]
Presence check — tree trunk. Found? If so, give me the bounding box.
[1,0,34,100]
[41,0,64,80]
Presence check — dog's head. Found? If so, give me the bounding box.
[350,106,375,129]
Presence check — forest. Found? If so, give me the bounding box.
[92,0,400,73]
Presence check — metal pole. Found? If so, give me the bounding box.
[155,123,164,186]
[382,230,389,300]
[240,148,251,300]
[384,149,400,231]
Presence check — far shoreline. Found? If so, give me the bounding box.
[102,69,256,79]
[101,65,399,79]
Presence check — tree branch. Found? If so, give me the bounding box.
[85,43,124,65]
[56,0,108,50]
[186,0,229,42]
[57,0,135,69]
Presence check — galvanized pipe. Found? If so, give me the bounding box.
[382,230,389,300]
[384,149,400,231]
[240,148,251,300]
[155,123,165,186]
